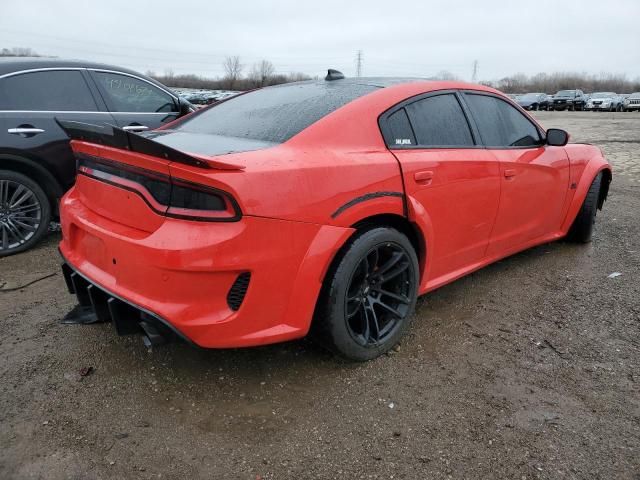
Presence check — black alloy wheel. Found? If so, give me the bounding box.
[344,243,414,347]
[313,227,419,361]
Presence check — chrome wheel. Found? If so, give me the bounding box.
[0,179,42,252]
[344,243,414,347]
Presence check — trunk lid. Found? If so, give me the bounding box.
[145,130,276,157]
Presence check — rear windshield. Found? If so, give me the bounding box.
[173,81,378,143]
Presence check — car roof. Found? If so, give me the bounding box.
[273,76,490,89]
[263,76,498,98]
[0,57,149,77]
[0,57,173,93]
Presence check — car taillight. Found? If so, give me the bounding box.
[166,179,239,221]
[77,154,241,222]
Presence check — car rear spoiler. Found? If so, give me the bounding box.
[56,119,244,171]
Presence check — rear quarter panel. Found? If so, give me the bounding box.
[169,82,504,227]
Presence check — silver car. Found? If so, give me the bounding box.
[623,92,640,112]
[585,92,624,112]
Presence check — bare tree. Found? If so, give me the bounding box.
[286,72,311,82]
[256,60,275,86]
[429,70,458,81]
[488,71,640,94]
[248,60,275,87]
[222,56,243,90]
[0,47,39,57]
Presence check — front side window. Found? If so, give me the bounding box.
[464,94,541,147]
[94,71,177,113]
[404,94,474,147]
[0,70,97,111]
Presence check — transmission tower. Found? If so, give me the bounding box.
[356,50,364,77]
[472,60,479,83]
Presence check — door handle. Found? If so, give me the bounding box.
[504,169,517,178]
[8,127,45,135]
[414,170,434,184]
[122,125,149,132]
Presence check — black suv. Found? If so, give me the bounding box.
[0,58,193,256]
[549,89,587,111]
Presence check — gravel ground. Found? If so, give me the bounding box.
[1,112,639,480]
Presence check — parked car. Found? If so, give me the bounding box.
[0,58,194,256]
[550,89,587,111]
[516,92,549,111]
[57,75,611,361]
[585,92,624,111]
[623,92,640,111]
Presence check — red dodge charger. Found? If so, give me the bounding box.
[58,74,611,361]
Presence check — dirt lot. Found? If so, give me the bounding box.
[1,111,639,480]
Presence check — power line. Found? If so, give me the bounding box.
[355,50,363,77]
[472,60,479,82]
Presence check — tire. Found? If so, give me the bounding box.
[532,103,538,111]
[0,170,51,257]
[312,227,419,361]
[567,173,603,243]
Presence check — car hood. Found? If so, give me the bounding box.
[143,130,277,157]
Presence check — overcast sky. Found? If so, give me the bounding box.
[1,0,639,81]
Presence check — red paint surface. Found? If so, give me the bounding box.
[59,81,611,347]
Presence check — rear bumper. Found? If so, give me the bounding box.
[59,188,353,348]
[61,260,194,345]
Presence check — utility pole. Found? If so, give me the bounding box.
[471,60,479,83]
[355,50,363,77]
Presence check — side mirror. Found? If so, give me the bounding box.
[546,128,569,146]
[178,97,195,116]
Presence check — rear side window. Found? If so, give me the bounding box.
[93,71,178,113]
[385,109,415,147]
[404,94,474,147]
[0,70,97,111]
[465,94,541,147]
[176,81,378,143]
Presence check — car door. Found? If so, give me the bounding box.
[88,70,180,133]
[0,69,116,191]
[380,91,501,283]
[461,92,570,257]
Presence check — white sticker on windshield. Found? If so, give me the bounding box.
[395,138,412,145]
